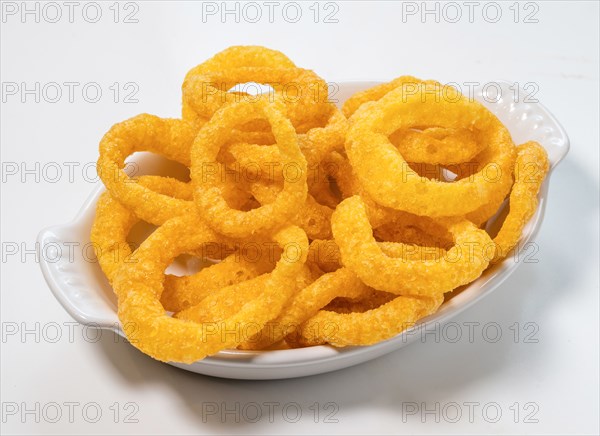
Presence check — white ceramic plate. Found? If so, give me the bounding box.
[38,81,569,379]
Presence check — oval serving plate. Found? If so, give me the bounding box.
[38,81,569,379]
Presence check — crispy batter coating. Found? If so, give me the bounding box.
[492,141,549,262]
[89,48,550,359]
[97,115,196,225]
[345,82,516,217]
[91,176,192,283]
[240,268,372,350]
[182,46,330,131]
[332,196,492,295]
[296,293,443,347]
[113,218,308,363]
[191,98,308,238]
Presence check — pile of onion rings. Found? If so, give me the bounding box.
[91,46,550,363]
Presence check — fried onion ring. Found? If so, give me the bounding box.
[191,98,308,238]
[345,83,516,217]
[113,218,308,363]
[97,114,196,225]
[296,293,443,347]
[332,196,492,295]
[491,141,549,262]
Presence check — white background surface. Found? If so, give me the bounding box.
[1,1,599,435]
